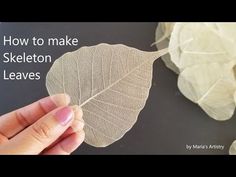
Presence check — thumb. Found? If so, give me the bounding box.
[1,106,74,154]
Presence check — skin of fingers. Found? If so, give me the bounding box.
[42,130,85,155]
[44,127,74,152]
[0,106,74,155]
[0,94,70,138]
[44,106,84,151]
[71,105,84,132]
[0,133,8,145]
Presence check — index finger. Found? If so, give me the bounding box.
[0,94,70,138]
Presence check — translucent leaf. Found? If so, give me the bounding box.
[154,22,179,73]
[169,23,233,72]
[178,61,236,120]
[229,140,236,155]
[46,43,168,147]
[169,23,236,120]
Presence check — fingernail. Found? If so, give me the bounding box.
[50,94,71,107]
[55,107,73,126]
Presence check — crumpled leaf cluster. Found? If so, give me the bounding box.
[155,22,236,155]
[155,22,236,121]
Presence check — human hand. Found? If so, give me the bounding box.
[0,94,85,155]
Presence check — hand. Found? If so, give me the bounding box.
[0,94,85,155]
